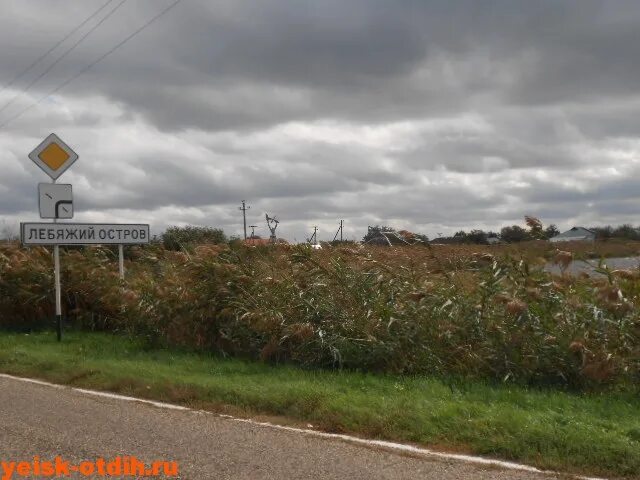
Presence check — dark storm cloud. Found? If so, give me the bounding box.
[88,0,640,130]
[2,1,640,129]
[2,1,640,240]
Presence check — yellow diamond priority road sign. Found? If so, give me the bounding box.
[28,133,78,180]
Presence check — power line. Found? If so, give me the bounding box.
[0,0,183,130]
[0,0,128,117]
[0,0,115,96]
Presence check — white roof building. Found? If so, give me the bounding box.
[549,227,596,243]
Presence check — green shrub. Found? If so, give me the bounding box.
[161,225,226,251]
[0,242,638,390]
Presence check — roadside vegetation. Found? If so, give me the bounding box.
[1,240,638,388]
[0,331,637,478]
[0,239,639,476]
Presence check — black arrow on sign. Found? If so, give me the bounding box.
[54,200,72,218]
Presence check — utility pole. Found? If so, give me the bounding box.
[239,200,250,240]
[249,225,257,238]
[266,214,279,244]
[333,220,344,242]
[309,226,318,245]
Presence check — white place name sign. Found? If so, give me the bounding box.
[21,223,150,245]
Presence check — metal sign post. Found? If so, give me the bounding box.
[26,134,150,341]
[28,134,78,342]
[118,245,125,280]
[54,244,62,341]
[52,178,62,342]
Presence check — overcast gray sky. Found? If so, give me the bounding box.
[1,0,640,241]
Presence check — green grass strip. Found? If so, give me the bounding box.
[0,331,637,478]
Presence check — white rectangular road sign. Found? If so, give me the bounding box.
[38,183,73,219]
[21,223,150,245]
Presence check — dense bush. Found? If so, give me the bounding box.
[0,242,638,390]
[161,225,227,251]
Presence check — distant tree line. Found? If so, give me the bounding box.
[436,226,556,244]
[428,216,559,244]
[590,224,640,241]
[110,222,640,249]
[431,220,640,244]
[162,226,227,250]
[158,222,640,249]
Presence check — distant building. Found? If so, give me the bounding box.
[430,235,501,245]
[364,227,428,246]
[243,237,271,246]
[365,231,408,246]
[429,237,462,245]
[549,227,596,243]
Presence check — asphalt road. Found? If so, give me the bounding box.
[0,376,569,480]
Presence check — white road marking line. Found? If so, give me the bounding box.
[74,388,191,410]
[0,373,607,480]
[0,373,64,388]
